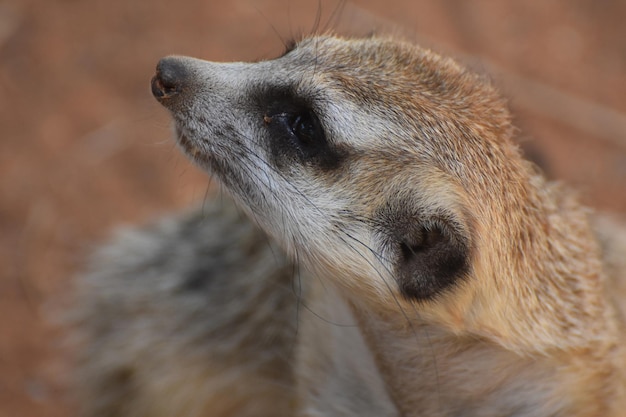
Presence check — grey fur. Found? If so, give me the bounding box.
[73,198,299,417]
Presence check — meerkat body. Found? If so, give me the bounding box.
[76,35,626,416]
[74,199,299,417]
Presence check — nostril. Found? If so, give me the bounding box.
[151,57,189,100]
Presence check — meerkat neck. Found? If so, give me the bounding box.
[428,137,619,352]
[347,295,620,416]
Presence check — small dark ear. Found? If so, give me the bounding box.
[395,221,470,301]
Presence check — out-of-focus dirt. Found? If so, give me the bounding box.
[0,1,624,415]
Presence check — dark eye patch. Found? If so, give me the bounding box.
[291,112,318,146]
[265,108,327,158]
[253,86,348,172]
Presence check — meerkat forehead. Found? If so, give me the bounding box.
[151,34,518,303]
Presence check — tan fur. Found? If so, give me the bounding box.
[76,34,626,416]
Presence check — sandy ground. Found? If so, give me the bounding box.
[0,0,625,415]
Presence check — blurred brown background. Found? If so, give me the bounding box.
[1,0,625,415]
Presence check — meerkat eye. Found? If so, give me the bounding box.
[282,109,325,149]
[266,108,327,154]
[291,113,318,146]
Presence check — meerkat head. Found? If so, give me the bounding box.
[151,35,608,350]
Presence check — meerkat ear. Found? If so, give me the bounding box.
[395,220,470,301]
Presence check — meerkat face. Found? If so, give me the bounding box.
[152,35,513,304]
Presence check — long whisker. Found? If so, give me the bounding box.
[321,0,347,34]
[224,135,421,337]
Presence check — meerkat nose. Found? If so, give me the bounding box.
[151,57,189,101]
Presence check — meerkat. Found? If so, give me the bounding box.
[76,34,626,416]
